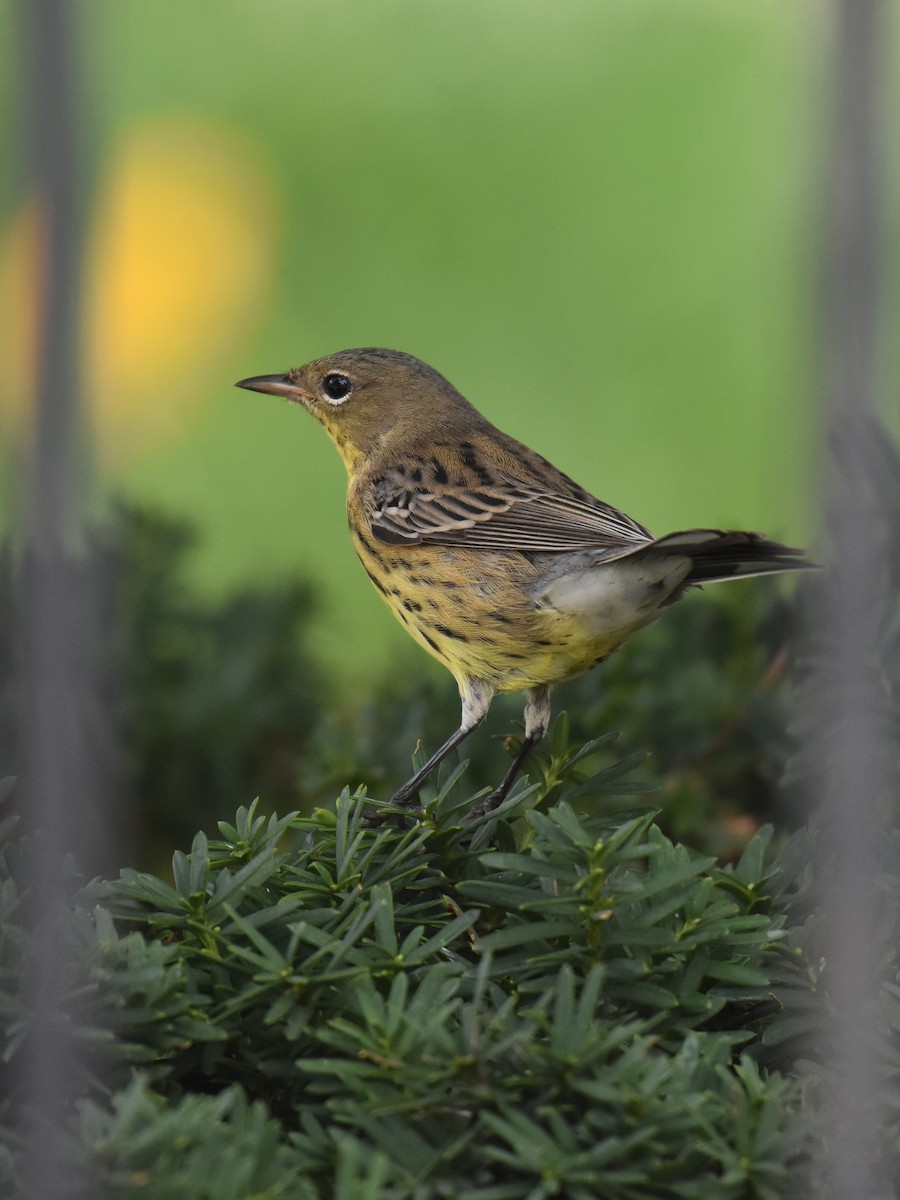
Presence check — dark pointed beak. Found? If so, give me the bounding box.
[235,374,315,402]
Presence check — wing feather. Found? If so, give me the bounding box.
[370,472,651,552]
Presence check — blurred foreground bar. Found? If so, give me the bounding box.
[16,1,105,1197]
[815,0,896,1196]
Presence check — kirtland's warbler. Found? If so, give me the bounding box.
[237,348,808,820]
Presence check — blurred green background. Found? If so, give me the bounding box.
[1,0,829,685]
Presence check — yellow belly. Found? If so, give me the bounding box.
[350,528,682,693]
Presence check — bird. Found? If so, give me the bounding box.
[236,348,810,821]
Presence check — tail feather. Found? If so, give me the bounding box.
[648,528,813,585]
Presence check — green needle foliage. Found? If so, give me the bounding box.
[2,739,822,1200]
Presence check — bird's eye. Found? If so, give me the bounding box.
[322,373,353,402]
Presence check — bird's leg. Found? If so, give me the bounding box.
[465,685,552,821]
[389,679,494,807]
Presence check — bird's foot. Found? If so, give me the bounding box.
[363,790,423,828]
[463,787,506,822]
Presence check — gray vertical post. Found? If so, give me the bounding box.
[17,1,93,1196]
[817,0,893,1196]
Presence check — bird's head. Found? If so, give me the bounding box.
[236,347,477,470]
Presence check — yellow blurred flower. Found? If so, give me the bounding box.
[0,118,277,469]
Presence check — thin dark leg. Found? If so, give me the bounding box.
[464,733,542,820]
[366,678,494,822]
[464,684,552,821]
[391,722,477,806]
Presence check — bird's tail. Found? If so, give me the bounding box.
[648,529,813,585]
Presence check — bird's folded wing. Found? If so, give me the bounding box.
[370,480,651,553]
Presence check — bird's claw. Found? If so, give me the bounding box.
[463,789,505,822]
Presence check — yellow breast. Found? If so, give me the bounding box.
[348,519,682,693]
